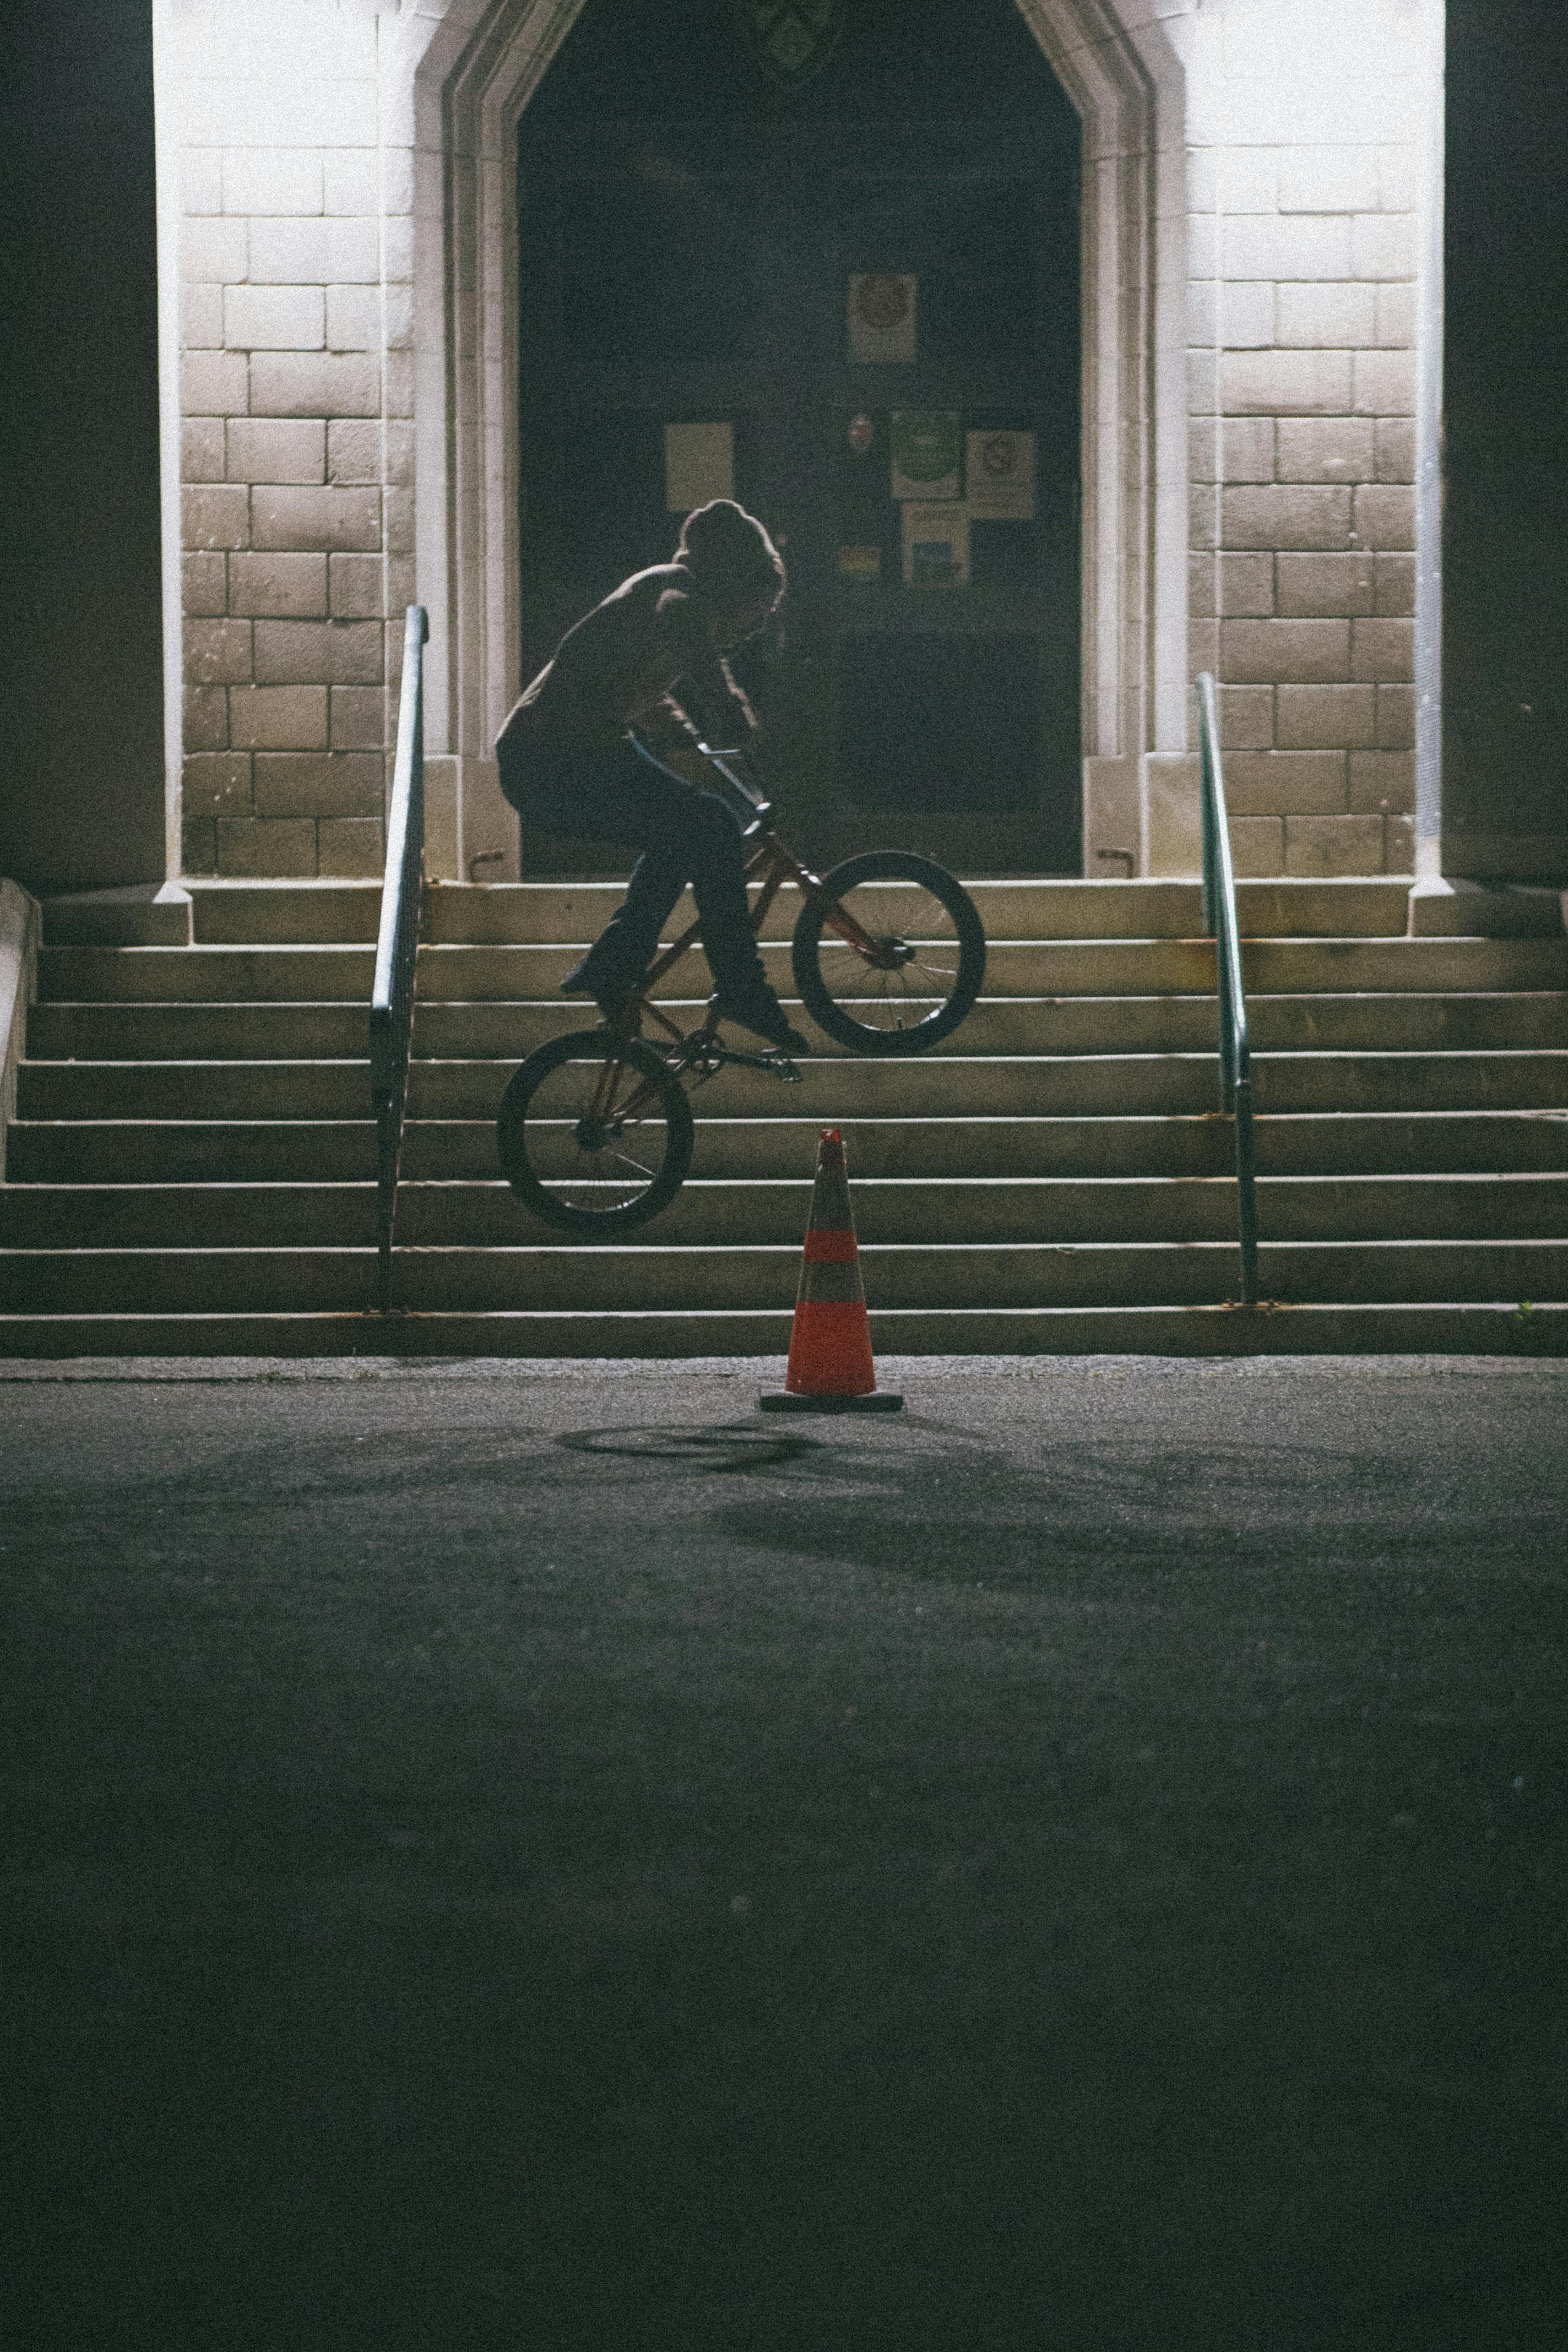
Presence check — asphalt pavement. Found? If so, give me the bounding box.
[1,1354,1564,2351]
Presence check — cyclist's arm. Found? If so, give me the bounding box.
[655,587,758,743]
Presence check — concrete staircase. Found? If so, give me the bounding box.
[2,877,1565,1356]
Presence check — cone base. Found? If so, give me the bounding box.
[758,1391,904,1414]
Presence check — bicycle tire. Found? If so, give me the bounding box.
[791,852,987,1056]
[496,1028,694,1233]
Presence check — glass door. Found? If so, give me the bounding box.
[515,0,1081,872]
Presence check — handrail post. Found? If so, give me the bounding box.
[1194,671,1260,1310]
[370,604,429,1317]
[1232,1076,1259,1307]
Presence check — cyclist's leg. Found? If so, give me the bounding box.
[500,735,682,999]
[525,736,803,1044]
[610,744,813,1044]
[624,741,765,995]
[566,739,766,1003]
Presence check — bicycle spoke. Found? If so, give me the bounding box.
[501,1036,687,1226]
[819,916,959,1016]
[792,854,985,1059]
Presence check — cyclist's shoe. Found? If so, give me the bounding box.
[562,954,632,1026]
[714,980,812,1056]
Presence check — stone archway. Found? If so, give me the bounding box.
[411,0,1190,879]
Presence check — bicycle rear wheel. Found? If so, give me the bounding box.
[496,1028,694,1233]
[792,852,986,1055]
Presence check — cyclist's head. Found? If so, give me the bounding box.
[676,500,785,640]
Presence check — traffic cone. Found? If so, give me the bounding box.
[759,1129,903,1414]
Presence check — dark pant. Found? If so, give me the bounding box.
[497,730,764,998]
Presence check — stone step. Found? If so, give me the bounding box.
[418,935,1568,1001]
[1,1184,380,1249]
[416,877,1416,945]
[419,1050,1568,1119]
[3,1238,1566,1316]
[373,1169,1568,1248]
[189,882,382,946]
[16,876,1562,1355]
[7,1120,381,1184]
[11,1110,1565,1188]
[35,991,1244,1065]
[35,935,1568,1005]
[26,989,1568,1064]
[41,882,384,949]
[3,1302,1563,1359]
[164,876,1415,949]
[418,879,1422,946]
[5,1173,1564,1252]
[38,945,376,1004]
[18,1050,1568,1125]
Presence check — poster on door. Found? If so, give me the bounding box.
[837,543,883,584]
[965,429,1036,519]
[890,410,961,501]
[847,273,917,364]
[665,422,735,513]
[901,501,970,587]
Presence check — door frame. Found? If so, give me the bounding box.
[412,0,1191,880]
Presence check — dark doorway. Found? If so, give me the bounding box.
[516,0,1082,874]
[1443,0,1568,881]
[0,0,166,891]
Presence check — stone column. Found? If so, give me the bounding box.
[163,0,415,881]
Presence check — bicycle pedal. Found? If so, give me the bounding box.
[765,1051,804,1083]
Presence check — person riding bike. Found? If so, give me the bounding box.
[494,498,811,1055]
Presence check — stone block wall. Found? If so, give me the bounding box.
[1184,1,1429,879]
[169,2,415,878]
[158,0,1438,885]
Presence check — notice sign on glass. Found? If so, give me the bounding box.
[890,410,961,501]
[665,422,735,513]
[847,273,917,364]
[965,430,1036,519]
[901,501,970,588]
[837,544,882,585]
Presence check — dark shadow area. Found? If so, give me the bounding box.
[1443,0,1568,879]
[558,1420,824,1469]
[0,1371,1564,2350]
[0,0,165,891]
[709,1435,1568,1585]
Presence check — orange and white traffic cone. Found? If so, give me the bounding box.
[759,1129,903,1414]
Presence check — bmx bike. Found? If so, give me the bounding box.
[495,738,987,1233]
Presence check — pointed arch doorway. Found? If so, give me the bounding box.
[414,0,1188,881]
[516,0,1080,874]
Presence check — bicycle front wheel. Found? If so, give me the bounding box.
[496,1029,694,1233]
[792,852,986,1055]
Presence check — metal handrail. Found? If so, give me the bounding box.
[370,604,429,1314]
[1194,671,1259,1307]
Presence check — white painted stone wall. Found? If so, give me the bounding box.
[164,0,421,877]
[1181,0,1432,878]
[157,0,1441,881]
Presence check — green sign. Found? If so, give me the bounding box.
[890,410,962,501]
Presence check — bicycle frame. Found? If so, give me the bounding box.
[576,744,884,1134]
